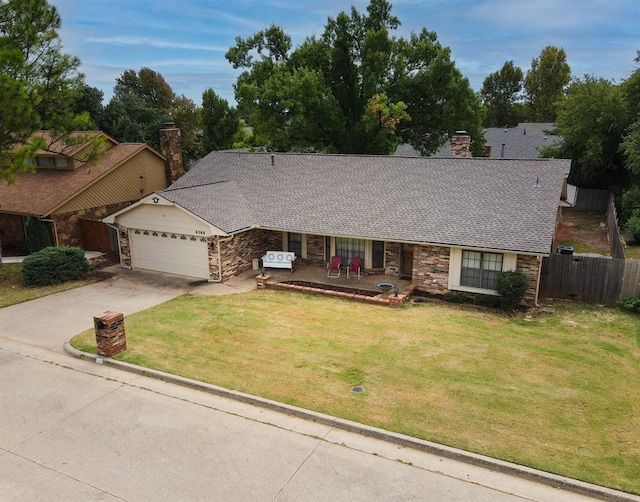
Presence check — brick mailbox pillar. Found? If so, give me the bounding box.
[94,311,126,357]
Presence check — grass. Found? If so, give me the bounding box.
[0,262,97,307]
[71,290,640,495]
[555,240,609,255]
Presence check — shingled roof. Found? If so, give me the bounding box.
[160,151,570,255]
[0,143,149,216]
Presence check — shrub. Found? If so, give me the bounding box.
[473,294,502,308]
[444,291,467,303]
[616,296,640,314]
[496,271,529,310]
[25,216,53,253]
[22,246,91,287]
[626,209,640,244]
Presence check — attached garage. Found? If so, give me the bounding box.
[104,194,223,280]
[130,229,210,279]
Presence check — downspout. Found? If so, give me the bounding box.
[38,218,59,246]
[209,234,234,283]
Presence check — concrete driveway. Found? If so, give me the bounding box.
[0,265,256,351]
[1,266,637,501]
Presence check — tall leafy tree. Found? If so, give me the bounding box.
[481,61,524,127]
[114,67,175,110]
[541,75,627,188]
[100,93,171,151]
[524,46,571,122]
[0,0,91,181]
[201,88,239,152]
[70,83,104,129]
[105,68,201,164]
[226,0,484,155]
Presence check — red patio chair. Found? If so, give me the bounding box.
[326,256,342,278]
[347,256,363,279]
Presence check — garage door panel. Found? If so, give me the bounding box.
[130,230,209,279]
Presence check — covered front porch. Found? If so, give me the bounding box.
[256,262,415,307]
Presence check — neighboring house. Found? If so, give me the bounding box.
[395,123,560,159]
[0,124,184,253]
[104,133,571,306]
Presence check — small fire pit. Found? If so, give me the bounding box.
[376,282,399,297]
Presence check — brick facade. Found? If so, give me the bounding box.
[305,234,326,265]
[516,254,541,307]
[118,227,131,268]
[412,244,450,295]
[385,242,401,276]
[52,202,129,248]
[217,229,281,282]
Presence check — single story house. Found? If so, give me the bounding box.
[396,123,560,159]
[0,124,184,253]
[104,134,571,306]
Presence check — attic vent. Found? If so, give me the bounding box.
[271,153,275,166]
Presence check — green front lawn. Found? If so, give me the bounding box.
[0,263,97,308]
[71,291,640,494]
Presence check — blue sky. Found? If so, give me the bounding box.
[51,0,639,106]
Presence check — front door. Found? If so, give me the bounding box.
[400,243,413,279]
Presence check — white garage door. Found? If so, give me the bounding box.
[130,229,209,279]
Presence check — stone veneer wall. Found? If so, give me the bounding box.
[385,242,401,276]
[306,234,326,265]
[412,244,450,295]
[52,202,130,248]
[516,254,541,307]
[0,213,26,249]
[217,229,281,282]
[117,227,131,268]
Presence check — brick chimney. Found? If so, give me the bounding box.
[450,131,471,158]
[159,122,185,186]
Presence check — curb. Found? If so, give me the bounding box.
[64,341,640,502]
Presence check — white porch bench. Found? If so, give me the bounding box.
[261,251,296,272]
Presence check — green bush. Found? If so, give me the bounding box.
[25,216,53,253]
[496,271,529,310]
[444,291,467,303]
[473,294,502,308]
[616,296,640,313]
[626,209,640,244]
[22,246,91,287]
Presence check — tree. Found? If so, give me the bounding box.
[70,83,104,129]
[169,94,201,165]
[201,88,239,152]
[0,0,90,181]
[114,67,175,110]
[226,0,484,155]
[481,61,525,127]
[100,93,171,151]
[524,46,571,122]
[541,75,627,188]
[107,68,200,165]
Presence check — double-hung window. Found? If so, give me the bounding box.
[460,251,503,290]
[287,232,302,257]
[335,237,365,265]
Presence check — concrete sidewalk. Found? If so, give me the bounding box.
[1,266,638,501]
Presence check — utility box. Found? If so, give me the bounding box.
[252,258,260,270]
[94,311,126,357]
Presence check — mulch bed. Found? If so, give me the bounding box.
[280,280,380,297]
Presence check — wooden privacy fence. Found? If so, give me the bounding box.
[539,254,640,303]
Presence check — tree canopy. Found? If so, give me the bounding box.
[480,61,524,127]
[524,46,571,122]
[0,0,91,181]
[201,88,239,152]
[226,0,484,155]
